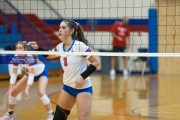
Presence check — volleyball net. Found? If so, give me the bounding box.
[0,0,179,75]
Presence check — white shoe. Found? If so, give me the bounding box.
[123,70,129,76]
[110,69,116,76]
[0,112,13,120]
[47,114,54,120]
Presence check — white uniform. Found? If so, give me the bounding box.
[12,54,45,76]
[53,40,92,89]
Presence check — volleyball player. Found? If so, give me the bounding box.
[0,41,54,120]
[29,19,100,120]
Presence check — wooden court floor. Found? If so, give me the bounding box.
[0,73,180,120]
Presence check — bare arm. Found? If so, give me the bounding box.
[75,55,100,88]
[88,55,100,68]
[6,67,18,97]
[112,32,122,41]
[28,41,59,59]
[25,68,34,100]
[126,36,130,48]
[26,68,34,90]
[10,67,18,89]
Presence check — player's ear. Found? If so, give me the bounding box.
[70,28,75,35]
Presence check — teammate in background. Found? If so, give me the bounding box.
[110,17,130,77]
[5,45,23,101]
[29,19,100,120]
[0,41,54,120]
[5,45,22,77]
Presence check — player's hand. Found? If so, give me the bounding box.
[25,89,29,100]
[75,76,85,88]
[5,88,13,97]
[117,36,122,41]
[5,85,14,97]
[27,41,39,50]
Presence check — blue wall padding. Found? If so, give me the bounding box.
[0,25,7,34]
[148,8,158,73]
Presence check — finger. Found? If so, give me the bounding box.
[31,41,37,45]
[5,92,9,97]
[26,95,29,100]
[27,42,31,45]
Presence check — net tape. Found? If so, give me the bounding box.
[0,51,179,57]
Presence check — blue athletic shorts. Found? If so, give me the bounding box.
[26,68,49,82]
[62,84,93,97]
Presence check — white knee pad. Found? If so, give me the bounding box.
[40,94,50,105]
[9,95,17,105]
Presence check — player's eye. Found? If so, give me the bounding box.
[59,26,67,30]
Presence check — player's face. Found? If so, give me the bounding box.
[58,22,74,41]
[16,44,25,56]
[122,18,129,26]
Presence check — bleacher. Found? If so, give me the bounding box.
[0,25,20,73]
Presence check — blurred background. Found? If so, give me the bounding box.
[0,0,178,78]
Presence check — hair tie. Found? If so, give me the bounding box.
[75,22,79,26]
[75,22,80,29]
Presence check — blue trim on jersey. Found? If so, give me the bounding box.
[62,84,93,97]
[82,48,92,57]
[26,68,49,82]
[63,40,75,52]
[85,48,92,52]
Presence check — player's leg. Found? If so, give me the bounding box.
[122,54,128,76]
[110,46,118,76]
[53,86,76,120]
[76,92,92,120]
[37,76,54,120]
[119,47,128,76]
[0,75,28,120]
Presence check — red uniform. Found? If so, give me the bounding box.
[111,22,130,48]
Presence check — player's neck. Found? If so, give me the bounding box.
[64,38,73,50]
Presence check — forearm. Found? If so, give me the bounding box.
[80,58,100,79]
[90,61,99,68]
[112,32,118,39]
[34,47,49,58]
[126,36,130,45]
[9,84,14,89]
[35,47,59,59]
[25,84,31,91]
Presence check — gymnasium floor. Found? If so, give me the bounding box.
[0,73,179,120]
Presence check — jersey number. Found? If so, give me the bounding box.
[63,57,68,67]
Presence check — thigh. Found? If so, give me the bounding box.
[11,75,28,96]
[76,92,92,120]
[38,76,48,92]
[57,89,76,110]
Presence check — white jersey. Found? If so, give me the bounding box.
[53,40,92,89]
[12,54,45,76]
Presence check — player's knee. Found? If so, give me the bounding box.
[78,111,90,120]
[38,89,45,97]
[9,95,17,105]
[40,94,50,105]
[53,105,70,120]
